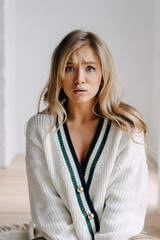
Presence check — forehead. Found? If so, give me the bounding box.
[67,45,100,63]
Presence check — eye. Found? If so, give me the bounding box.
[87,66,95,72]
[65,66,75,72]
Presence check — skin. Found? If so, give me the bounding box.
[62,45,102,164]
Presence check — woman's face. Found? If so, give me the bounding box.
[62,45,102,105]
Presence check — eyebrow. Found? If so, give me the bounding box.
[84,61,97,65]
[66,61,97,65]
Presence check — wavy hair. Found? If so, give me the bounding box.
[38,29,148,144]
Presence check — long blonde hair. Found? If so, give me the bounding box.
[38,29,148,143]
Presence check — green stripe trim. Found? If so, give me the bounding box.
[86,120,112,190]
[57,128,94,238]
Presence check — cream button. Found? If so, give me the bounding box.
[87,213,94,220]
[77,186,84,193]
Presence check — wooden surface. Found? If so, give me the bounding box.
[0,155,31,222]
[0,155,160,237]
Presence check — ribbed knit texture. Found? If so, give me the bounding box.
[25,113,148,240]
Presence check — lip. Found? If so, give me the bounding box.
[73,89,87,95]
[73,88,87,92]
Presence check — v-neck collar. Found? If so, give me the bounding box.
[63,118,104,176]
[56,117,112,238]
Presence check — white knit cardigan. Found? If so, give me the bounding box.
[25,113,148,240]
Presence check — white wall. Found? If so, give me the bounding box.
[2,0,17,167]
[147,0,160,165]
[0,0,5,167]
[150,0,160,206]
[1,0,159,167]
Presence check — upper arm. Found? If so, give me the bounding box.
[25,115,78,240]
[95,133,148,240]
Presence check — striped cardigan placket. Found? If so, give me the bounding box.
[84,119,112,190]
[56,118,112,239]
[57,124,97,239]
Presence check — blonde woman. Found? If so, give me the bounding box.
[25,30,158,240]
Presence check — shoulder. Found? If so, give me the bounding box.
[27,113,53,127]
[106,119,129,148]
[25,113,54,137]
[106,118,145,157]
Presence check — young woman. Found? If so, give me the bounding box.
[25,30,156,240]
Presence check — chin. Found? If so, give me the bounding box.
[69,97,96,105]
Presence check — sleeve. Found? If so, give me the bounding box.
[94,133,148,240]
[25,116,79,240]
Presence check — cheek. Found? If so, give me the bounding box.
[62,83,68,93]
[62,78,69,89]
[62,79,72,96]
[91,78,102,94]
[63,75,73,85]
[92,75,102,88]
[95,83,101,93]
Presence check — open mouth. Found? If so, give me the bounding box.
[73,89,87,93]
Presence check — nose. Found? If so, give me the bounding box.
[74,68,85,85]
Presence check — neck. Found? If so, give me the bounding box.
[67,99,98,123]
